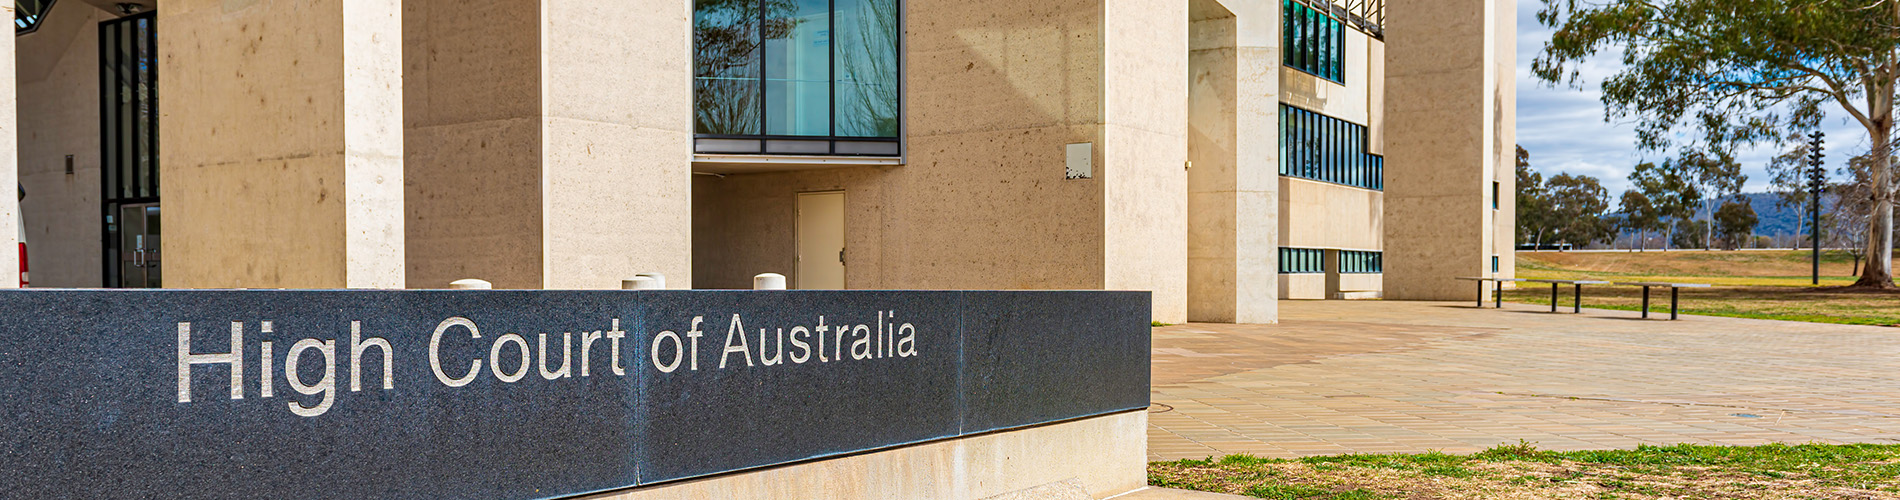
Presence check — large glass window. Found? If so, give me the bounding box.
[1283,0,1343,84]
[1339,250,1382,274]
[1279,248,1326,274]
[1279,104,1382,190]
[695,0,901,156]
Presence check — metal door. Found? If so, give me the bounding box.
[116,204,161,288]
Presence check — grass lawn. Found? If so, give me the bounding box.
[1150,442,1900,499]
[1509,250,1900,326]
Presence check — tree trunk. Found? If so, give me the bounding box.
[1853,112,1896,288]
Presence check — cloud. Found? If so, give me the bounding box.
[1514,4,1866,195]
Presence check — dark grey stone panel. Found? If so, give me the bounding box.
[0,289,1148,499]
[630,291,963,483]
[958,291,1152,434]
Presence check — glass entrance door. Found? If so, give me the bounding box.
[100,12,158,288]
[116,204,161,288]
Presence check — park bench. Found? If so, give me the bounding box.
[1614,282,1712,320]
[1455,276,1528,308]
[1527,279,1612,313]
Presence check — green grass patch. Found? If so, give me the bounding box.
[1151,442,1900,499]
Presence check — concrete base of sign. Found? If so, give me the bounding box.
[581,410,1148,500]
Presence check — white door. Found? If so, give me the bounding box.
[796,192,846,289]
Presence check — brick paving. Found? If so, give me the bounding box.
[1147,300,1900,461]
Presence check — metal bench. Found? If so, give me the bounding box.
[1455,276,1528,308]
[1615,282,1712,320]
[1526,279,1611,313]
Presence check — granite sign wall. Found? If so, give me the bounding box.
[0,290,1149,499]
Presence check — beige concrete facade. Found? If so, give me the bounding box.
[403,0,693,290]
[14,1,107,288]
[582,411,1148,500]
[1383,0,1518,300]
[1187,0,1280,324]
[8,0,1514,318]
[157,0,404,288]
[0,1,15,288]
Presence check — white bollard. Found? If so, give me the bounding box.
[753,273,786,290]
[449,279,492,290]
[636,273,667,289]
[621,277,661,290]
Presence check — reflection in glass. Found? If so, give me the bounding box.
[694,0,901,144]
[764,0,830,136]
[695,0,766,135]
[833,0,899,137]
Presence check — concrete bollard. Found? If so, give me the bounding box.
[621,277,661,290]
[753,273,786,290]
[449,279,492,290]
[636,273,667,289]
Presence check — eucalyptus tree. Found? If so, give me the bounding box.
[1535,0,1899,287]
[1548,173,1616,247]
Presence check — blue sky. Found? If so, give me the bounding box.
[1513,2,1867,194]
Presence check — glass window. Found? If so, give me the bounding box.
[695,0,901,153]
[764,0,832,136]
[694,0,763,135]
[834,0,900,137]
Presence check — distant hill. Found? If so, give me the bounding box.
[1744,191,1814,239]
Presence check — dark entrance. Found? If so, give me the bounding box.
[99,12,158,288]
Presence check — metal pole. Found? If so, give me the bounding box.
[1641,286,1650,319]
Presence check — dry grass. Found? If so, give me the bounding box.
[1510,251,1900,326]
[1151,443,1900,499]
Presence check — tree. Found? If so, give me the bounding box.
[1673,219,1710,249]
[1714,200,1760,249]
[1534,0,1898,288]
[1628,161,1701,249]
[1516,146,1558,246]
[1618,189,1663,250]
[1675,150,1747,249]
[1547,173,1616,247]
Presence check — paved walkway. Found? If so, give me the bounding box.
[1147,300,1900,461]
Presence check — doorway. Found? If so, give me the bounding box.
[100,12,159,288]
[795,191,845,289]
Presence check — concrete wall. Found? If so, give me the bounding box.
[159,0,405,289]
[692,0,1191,322]
[16,1,111,287]
[0,0,16,288]
[1186,0,1279,324]
[1280,177,1381,250]
[581,411,1147,500]
[403,0,542,290]
[1101,0,1189,323]
[406,0,693,290]
[1382,0,1515,300]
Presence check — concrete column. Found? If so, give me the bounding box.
[1102,0,1189,323]
[160,0,405,289]
[1382,0,1515,300]
[405,0,691,290]
[0,12,17,289]
[1186,0,1278,323]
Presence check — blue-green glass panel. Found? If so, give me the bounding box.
[834,0,899,137]
[764,0,832,136]
[694,0,763,135]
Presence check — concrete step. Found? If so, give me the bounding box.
[1334,290,1382,300]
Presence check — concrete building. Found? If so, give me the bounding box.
[2,0,1515,323]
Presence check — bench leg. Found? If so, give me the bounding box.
[1476,281,1484,307]
[1494,281,1503,308]
[1549,284,1558,312]
[1573,284,1582,313]
[1640,287,1650,319]
[1670,287,1680,320]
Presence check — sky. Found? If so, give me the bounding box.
[1513,2,1867,195]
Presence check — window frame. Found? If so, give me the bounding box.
[692,0,906,158]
